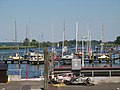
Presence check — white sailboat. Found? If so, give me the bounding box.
[12,53,22,60]
[75,22,82,57]
[98,22,110,60]
[87,22,91,53]
[62,21,66,58]
[51,21,56,53]
[11,20,22,60]
[86,22,92,60]
[23,21,44,62]
[29,52,44,61]
[75,22,79,53]
[98,54,109,59]
[61,21,74,59]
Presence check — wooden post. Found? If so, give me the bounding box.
[92,71,94,77]
[110,53,112,67]
[18,58,20,69]
[119,52,120,65]
[109,71,111,77]
[44,48,49,90]
[91,52,94,66]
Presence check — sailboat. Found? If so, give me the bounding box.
[12,53,22,60]
[85,22,92,60]
[10,20,22,60]
[23,25,44,62]
[98,22,110,60]
[87,22,92,54]
[58,21,74,66]
[61,21,74,59]
[74,22,82,58]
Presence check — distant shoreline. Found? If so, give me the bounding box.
[0,46,37,50]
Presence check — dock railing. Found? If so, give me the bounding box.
[81,70,120,77]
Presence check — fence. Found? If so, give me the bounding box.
[81,70,120,77]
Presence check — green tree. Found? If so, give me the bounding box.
[23,38,30,46]
[31,39,38,46]
[46,41,52,47]
[91,40,99,46]
[69,39,76,46]
[115,36,120,45]
[59,41,62,47]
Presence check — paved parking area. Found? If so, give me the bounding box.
[0,81,120,90]
[0,81,44,90]
[48,82,120,90]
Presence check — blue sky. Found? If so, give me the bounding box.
[0,0,120,42]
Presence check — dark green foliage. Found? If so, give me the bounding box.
[14,36,120,48]
[23,38,30,46]
[114,36,120,45]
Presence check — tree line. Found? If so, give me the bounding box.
[23,36,120,47]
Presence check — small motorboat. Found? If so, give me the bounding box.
[98,54,110,59]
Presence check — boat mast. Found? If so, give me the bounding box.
[29,17,32,40]
[25,25,29,53]
[62,21,65,57]
[75,22,79,53]
[41,33,43,47]
[15,20,17,43]
[87,22,90,53]
[51,21,55,77]
[101,21,104,54]
[15,20,20,69]
[38,34,40,51]
[15,20,18,53]
[52,21,55,51]
[90,35,92,53]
